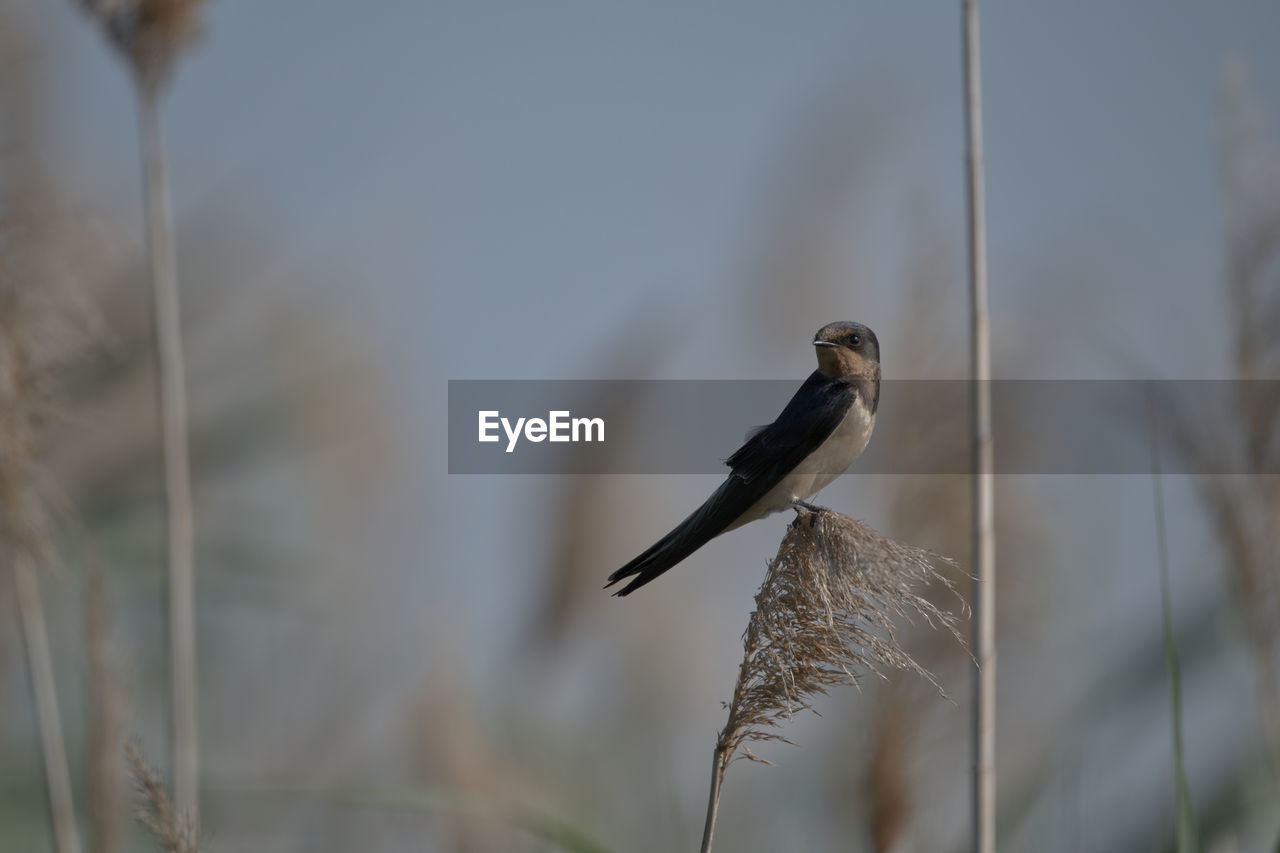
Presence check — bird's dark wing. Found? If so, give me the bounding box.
[606,372,856,596]
[724,371,858,482]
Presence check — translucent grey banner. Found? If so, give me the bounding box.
[447,380,1280,475]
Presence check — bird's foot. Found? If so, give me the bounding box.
[792,499,824,527]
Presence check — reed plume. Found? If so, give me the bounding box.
[700,507,963,852]
[1,155,103,853]
[76,0,204,95]
[1142,66,1280,778]
[125,741,201,853]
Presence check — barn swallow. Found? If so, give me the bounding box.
[606,321,880,596]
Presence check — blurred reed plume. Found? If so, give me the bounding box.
[1145,67,1280,778]
[1,293,81,853]
[76,0,209,825]
[1,147,103,853]
[864,691,910,853]
[700,508,963,853]
[125,741,201,853]
[869,226,1050,848]
[76,0,204,95]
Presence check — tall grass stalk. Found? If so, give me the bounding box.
[1,220,88,853]
[12,555,83,853]
[962,2,997,851]
[86,558,125,853]
[138,84,199,826]
[74,0,207,824]
[1147,398,1201,852]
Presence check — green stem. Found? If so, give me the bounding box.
[1148,391,1200,853]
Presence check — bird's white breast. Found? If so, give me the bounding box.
[791,399,875,492]
[729,398,875,529]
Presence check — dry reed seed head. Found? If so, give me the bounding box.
[0,203,102,567]
[78,0,206,94]
[717,508,964,763]
[0,279,52,562]
[124,740,201,853]
[866,694,911,853]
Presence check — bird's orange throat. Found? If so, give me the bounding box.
[816,346,875,380]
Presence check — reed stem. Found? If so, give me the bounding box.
[138,87,199,826]
[962,2,997,851]
[13,554,83,853]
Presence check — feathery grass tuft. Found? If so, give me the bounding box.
[2,172,101,853]
[700,507,964,852]
[125,740,201,853]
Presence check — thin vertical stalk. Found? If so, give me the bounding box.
[962,1,996,852]
[13,554,83,853]
[85,559,124,853]
[699,747,730,853]
[138,88,199,826]
[1147,397,1201,852]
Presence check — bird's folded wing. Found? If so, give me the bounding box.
[724,371,857,484]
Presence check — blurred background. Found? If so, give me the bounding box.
[2,1,1279,851]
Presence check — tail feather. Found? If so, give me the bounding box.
[605,523,712,596]
[606,479,750,596]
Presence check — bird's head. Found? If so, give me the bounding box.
[813,321,879,379]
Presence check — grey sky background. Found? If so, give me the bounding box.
[37,1,1280,377]
[14,1,1280,849]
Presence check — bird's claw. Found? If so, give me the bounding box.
[792,499,823,527]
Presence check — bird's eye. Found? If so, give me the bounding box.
[849,335,860,346]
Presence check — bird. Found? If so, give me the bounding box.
[606,321,880,596]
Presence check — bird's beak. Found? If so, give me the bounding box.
[813,340,837,348]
